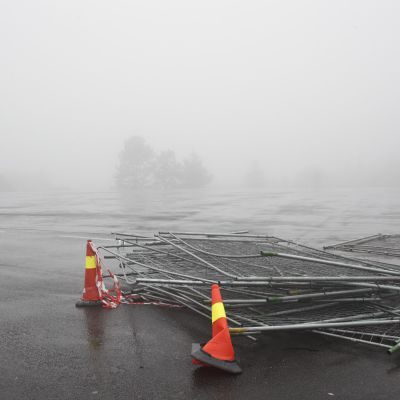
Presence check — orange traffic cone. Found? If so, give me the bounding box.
[75,240,103,307]
[191,284,242,374]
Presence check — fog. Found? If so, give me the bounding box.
[1,0,399,191]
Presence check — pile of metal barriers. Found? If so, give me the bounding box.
[97,231,400,354]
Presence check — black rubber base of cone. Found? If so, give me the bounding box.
[191,343,242,374]
[75,299,103,308]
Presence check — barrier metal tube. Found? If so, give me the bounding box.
[230,319,400,333]
[205,288,373,304]
[260,251,400,276]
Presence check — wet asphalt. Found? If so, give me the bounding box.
[1,230,400,400]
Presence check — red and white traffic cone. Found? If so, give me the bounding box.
[76,240,103,307]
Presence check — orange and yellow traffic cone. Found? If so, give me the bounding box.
[191,284,242,374]
[75,240,103,307]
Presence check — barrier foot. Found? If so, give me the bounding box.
[191,343,242,374]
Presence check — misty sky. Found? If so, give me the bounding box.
[1,1,399,189]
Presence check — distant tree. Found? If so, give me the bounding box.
[153,150,182,189]
[296,167,324,189]
[0,174,12,191]
[115,137,212,190]
[180,153,212,188]
[243,162,266,187]
[115,136,155,189]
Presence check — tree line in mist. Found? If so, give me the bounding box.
[1,135,400,191]
[115,136,213,190]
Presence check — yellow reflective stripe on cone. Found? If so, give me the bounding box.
[85,255,96,269]
[211,302,226,323]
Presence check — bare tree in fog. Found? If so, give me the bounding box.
[116,136,212,190]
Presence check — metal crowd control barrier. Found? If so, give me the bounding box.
[96,231,400,354]
[324,234,400,258]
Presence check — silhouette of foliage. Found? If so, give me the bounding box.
[180,153,213,188]
[116,136,155,189]
[243,162,266,187]
[153,150,182,189]
[116,137,212,189]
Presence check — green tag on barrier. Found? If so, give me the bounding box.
[260,251,278,257]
